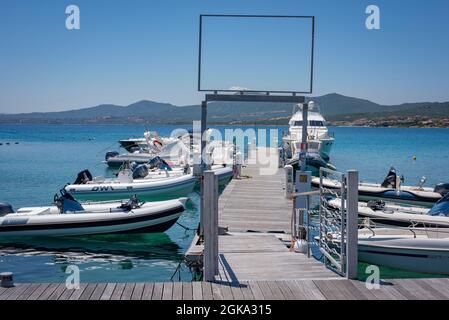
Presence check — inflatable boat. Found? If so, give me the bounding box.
[106,151,161,168]
[312,167,448,207]
[65,158,232,201]
[65,170,197,201]
[328,192,449,228]
[0,192,187,237]
[358,233,449,275]
[316,228,449,275]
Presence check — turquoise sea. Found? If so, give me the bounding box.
[1,124,449,282]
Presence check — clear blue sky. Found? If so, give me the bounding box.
[1,0,449,113]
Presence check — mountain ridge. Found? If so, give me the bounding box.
[1,93,448,125]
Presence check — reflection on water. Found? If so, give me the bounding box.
[0,232,188,283]
[0,233,181,260]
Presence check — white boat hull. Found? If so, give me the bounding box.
[65,174,197,201]
[358,236,449,275]
[0,198,187,237]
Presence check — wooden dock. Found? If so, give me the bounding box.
[215,161,338,282]
[3,278,449,300]
[2,148,449,300]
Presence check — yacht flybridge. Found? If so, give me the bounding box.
[282,101,334,161]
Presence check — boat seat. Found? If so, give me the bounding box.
[93,176,105,183]
[36,208,52,215]
[16,207,51,216]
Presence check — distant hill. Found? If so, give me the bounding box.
[326,101,449,127]
[329,102,449,120]
[1,93,448,125]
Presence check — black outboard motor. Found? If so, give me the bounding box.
[105,151,119,161]
[381,167,397,188]
[132,164,149,179]
[119,195,142,211]
[54,190,84,213]
[74,169,93,184]
[434,183,449,196]
[0,202,14,217]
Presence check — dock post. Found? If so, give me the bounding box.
[235,151,242,178]
[346,170,359,279]
[295,171,311,241]
[284,165,294,199]
[203,170,219,281]
[0,272,14,288]
[199,100,208,236]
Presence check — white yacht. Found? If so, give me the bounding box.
[283,101,334,160]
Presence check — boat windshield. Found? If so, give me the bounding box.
[310,120,325,126]
[292,120,325,127]
[427,193,449,216]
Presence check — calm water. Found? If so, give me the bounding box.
[0,124,449,282]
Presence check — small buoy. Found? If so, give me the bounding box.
[412,155,417,161]
[0,272,14,288]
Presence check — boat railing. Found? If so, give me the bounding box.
[358,217,449,239]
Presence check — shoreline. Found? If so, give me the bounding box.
[0,122,448,129]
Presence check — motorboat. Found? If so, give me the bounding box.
[118,137,148,152]
[282,101,334,161]
[65,158,233,201]
[64,168,197,202]
[317,227,449,275]
[356,228,449,275]
[106,138,187,168]
[118,131,178,152]
[108,136,235,169]
[328,192,449,228]
[0,192,187,237]
[312,167,448,207]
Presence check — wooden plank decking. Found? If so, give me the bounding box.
[216,154,338,282]
[216,234,339,282]
[3,278,449,300]
[218,161,291,233]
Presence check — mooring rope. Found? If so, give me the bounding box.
[176,222,197,232]
[170,260,183,281]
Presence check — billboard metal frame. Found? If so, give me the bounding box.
[197,14,315,95]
